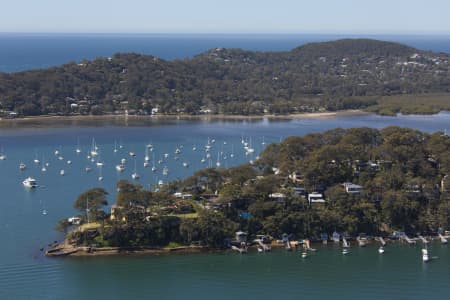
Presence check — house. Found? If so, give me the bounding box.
[269,192,286,203]
[441,175,449,193]
[308,192,325,204]
[289,171,304,183]
[110,204,123,221]
[293,187,306,196]
[343,182,363,194]
[235,231,248,243]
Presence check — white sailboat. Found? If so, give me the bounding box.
[96,153,104,167]
[144,147,150,167]
[113,140,118,153]
[116,163,125,172]
[131,158,140,180]
[144,147,150,162]
[342,236,350,254]
[90,138,98,157]
[41,156,47,172]
[151,153,157,172]
[98,165,103,181]
[422,247,430,262]
[216,152,221,168]
[246,137,254,154]
[76,137,81,154]
[33,152,40,164]
[0,147,6,160]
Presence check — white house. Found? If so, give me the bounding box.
[308,192,325,204]
[343,182,363,194]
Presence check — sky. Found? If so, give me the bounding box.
[1,0,450,34]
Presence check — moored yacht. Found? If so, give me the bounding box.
[22,177,37,188]
[116,164,125,172]
[422,247,430,262]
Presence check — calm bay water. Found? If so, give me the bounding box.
[0,113,449,299]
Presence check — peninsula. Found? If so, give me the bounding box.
[2,39,450,119]
[50,127,450,256]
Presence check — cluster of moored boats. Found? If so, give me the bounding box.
[7,136,263,190]
[230,231,447,262]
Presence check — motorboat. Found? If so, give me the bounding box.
[332,231,340,243]
[22,177,37,188]
[378,246,385,254]
[422,248,430,262]
[356,233,368,247]
[19,162,26,171]
[68,217,81,225]
[116,164,125,172]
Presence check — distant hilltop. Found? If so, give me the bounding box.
[0,39,449,117]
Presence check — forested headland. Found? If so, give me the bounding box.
[2,39,450,118]
[58,127,450,250]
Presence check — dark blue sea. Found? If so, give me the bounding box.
[1,33,449,72]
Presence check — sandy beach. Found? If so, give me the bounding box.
[0,110,369,128]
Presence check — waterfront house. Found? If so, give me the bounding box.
[235,231,248,243]
[308,192,325,204]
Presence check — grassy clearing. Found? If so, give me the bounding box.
[363,93,450,115]
[79,222,102,231]
[167,213,199,219]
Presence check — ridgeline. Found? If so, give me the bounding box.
[1,39,450,117]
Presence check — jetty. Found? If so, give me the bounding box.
[301,239,316,251]
[418,235,429,244]
[231,245,247,254]
[256,239,271,252]
[401,234,417,245]
[377,236,386,246]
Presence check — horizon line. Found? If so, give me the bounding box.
[1,31,450,36]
